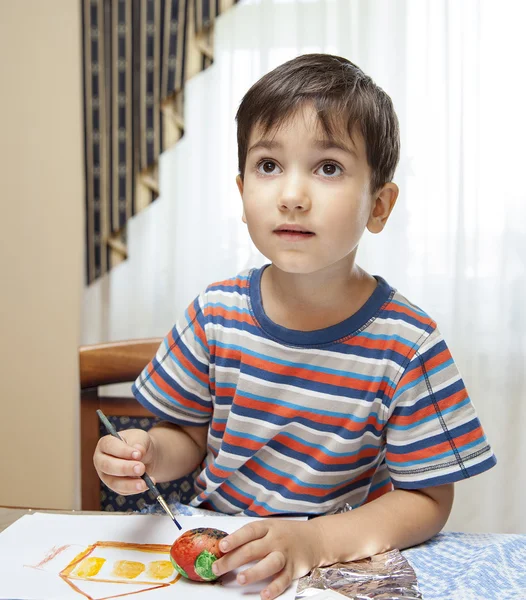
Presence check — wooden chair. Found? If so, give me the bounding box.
[79,338,161,510]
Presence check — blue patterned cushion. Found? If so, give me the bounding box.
[99,416,199,513]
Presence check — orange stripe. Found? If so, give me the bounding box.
[204,305,256,326]
[386,302,434,326]
[218,351,386,391]
[365,480,393,503]
[166,330,208,385]
[245,460,353,498]
[208,277,249,289]
[210,421,226,434]
[220,481,252,507]
[183,302,209,350]
[207,463,235,480]
[345,336,414,356]
[396,348,451,388]
[233,395,384,433]
[146,362,209,414]
[387,426,485,464]
[390,388,468,426]
[273,433,378,466]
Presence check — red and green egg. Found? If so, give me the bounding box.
[170,527,228,582]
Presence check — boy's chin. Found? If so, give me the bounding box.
[270,260,326,276]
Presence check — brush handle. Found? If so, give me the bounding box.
[141,472,160,497]
[96,409,183,529]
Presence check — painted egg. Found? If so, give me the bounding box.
[170,527,228,582]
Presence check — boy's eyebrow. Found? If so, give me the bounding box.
[314,139,358,157]
[247,140,282,153]
[247,138,358,157]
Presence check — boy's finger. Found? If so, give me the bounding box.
[219,521,268,553]
[234,551,286,587]
[102,475,148,496]
[98,435,143,460]
[261,566,292,600]
[97,454,146,478]
[213,539,266,577]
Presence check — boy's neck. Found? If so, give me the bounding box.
[260,260,378,332]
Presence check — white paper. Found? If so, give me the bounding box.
[0,512,301,600]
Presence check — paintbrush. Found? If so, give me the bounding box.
[96,409,183,530]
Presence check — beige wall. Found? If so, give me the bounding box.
[0,2,83,508]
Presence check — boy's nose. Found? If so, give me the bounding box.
[278,174,311,212]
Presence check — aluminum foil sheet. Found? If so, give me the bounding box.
[296,550,422,599]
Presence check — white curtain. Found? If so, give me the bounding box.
[83,0,526,534]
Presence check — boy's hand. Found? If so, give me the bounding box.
[93,428,156,495]
[211,519,321,600]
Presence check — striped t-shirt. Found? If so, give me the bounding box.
[132,266,496,516]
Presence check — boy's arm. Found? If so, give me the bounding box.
[212,483,453,600]
[146,422,208,482]
[313,483,453,564]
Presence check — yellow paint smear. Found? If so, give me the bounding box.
[73,557,106,578]
[146,560,174,580]
[112,560,145,579]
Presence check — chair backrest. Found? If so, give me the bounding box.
[79,339,161,510]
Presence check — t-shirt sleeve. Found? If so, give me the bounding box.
[385,326,496,488]
[132,294,212,426]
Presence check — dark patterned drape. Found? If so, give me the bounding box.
[82,0,237,284]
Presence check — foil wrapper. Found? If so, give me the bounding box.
[296,550,422,599]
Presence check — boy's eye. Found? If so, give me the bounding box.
[316,162,342,177]
[257,160,281,175]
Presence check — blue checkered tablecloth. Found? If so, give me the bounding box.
[402,531,526,599]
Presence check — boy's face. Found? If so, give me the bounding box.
[236,104,397,276]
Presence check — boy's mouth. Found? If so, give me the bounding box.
[273,224,315,241]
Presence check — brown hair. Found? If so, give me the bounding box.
[236,53,400,193]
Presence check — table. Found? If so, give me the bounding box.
[1,508,525,599]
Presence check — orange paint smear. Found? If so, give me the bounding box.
[31,544,70,569]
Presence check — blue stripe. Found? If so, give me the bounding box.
[369,476,391,493]
[219,480,291,514]
[240,463,374,504]
[388,417,481,452]
[231,403,384,439]
[164,332,208,377]
[132,383,209,425]
[204,302,252,315]
[388,437,486,467]
[392,358,455,400]
[392,378,465,417]
[237,389,387,422]
[141,364,210,414]
[392,454,497,489]
[213,340,395,385]
[247,455,338,489]
[389,299,428,318]
[224,427,269,444]
[152,358,210,407]
[279,431,380,458]
[357,331,415,346]
[381,307,431,330]
[388,397,471,431]
[240,364,394,403]
[267,439,379,473]
[184,308,209,356]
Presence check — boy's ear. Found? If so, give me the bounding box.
[236,174,244,196]
[236,175,247,224]
[366,183,399,234]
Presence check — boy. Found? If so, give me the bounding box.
[94,54,496,599]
